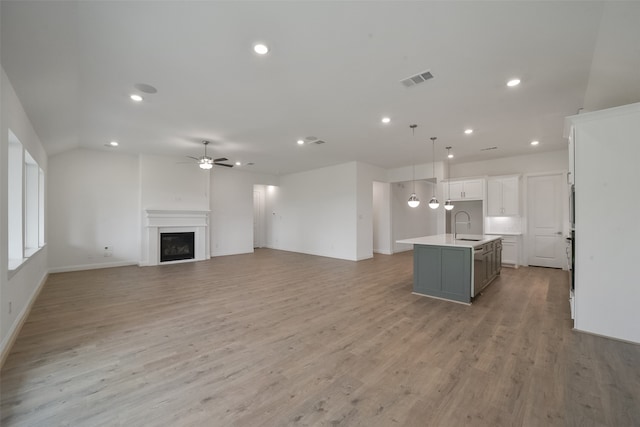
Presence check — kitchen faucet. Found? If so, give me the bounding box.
[453,210,471,240]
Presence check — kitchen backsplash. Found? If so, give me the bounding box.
[486,216,522,234]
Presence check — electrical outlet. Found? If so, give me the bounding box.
[103,245,113,257]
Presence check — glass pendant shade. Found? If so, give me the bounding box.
[444,199,454,210]
[408,193,420,208]
[199,162,213,170]
[428,197,439,209]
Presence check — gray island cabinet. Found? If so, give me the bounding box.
[396,234,502,304]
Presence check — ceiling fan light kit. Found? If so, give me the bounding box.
[188,141,234,170]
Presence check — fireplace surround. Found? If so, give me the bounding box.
[142,209,210,266]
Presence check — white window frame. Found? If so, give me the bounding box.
[8,131,24,269]
[7,130,46,271]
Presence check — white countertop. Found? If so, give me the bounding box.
[396,233,502,248]
[485,231,522,236]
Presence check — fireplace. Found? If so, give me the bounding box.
[160,232,195,262]
[143,209,210,266]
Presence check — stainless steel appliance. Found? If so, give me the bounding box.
[566,232,574,291]
[569,184,575,230]
[566,231,575,319]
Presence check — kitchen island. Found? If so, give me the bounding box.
[396,234,502,304]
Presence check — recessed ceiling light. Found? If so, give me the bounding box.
[297,139,305,145]
[464,129,473,135]
[235,161,241,166]
[531,140,539,146]
[109,141,119,147]
[253,43,269,55]
[507,78,521,87]
[130,94,143,102]
[381,117,391,124]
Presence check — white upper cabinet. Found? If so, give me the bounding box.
[487,175,520,216]
[447,179,484,201]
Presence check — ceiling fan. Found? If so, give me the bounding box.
[187,141,233,170]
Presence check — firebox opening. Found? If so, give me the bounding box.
[160,232,195,262]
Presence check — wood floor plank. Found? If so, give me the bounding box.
[1,249,639,426]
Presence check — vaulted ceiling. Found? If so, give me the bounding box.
[2,1,639,175]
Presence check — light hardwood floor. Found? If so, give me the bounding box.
[1,249,639,426]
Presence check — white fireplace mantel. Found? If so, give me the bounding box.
[142,209,210,266]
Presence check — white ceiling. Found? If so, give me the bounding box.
[2,1,639,175]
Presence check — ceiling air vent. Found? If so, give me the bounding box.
[401,70,434,88]
[480,146,498,151]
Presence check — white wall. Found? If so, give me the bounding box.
[356,162,386,260]
[392,180,438,252]
[450,150,568,178]
[267,162,360,260]
[140,153,210,210]
[48,149,140,272]
[373,181,391,254]
[1,68,49,359]
[446,200,484,235]
[582,2,640,112]
[209,167,277,257]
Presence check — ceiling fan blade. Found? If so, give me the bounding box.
[214,162,234,168]
[186,156,200,161]
[213,157,228,162]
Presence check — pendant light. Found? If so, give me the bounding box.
[408,163,420,208]
[444,146,454,211]
[407,124,420,208]
[428,137,439,209]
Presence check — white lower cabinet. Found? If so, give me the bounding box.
[484,234,520,267]
[499,235,520,267]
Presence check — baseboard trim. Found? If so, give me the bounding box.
[373,249,393,255]
[573,328,640,346]
[49,261,138,273]
[0,272,49,369]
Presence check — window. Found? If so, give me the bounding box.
[24,151,39,255]
[8,131,23,268]
[7,130,46,270]
[39,167,45,247]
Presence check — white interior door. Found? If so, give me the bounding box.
[253,189,264,248]
[527,174,564,268]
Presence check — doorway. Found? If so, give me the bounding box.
[253,189,264,248]
[527,173,565,268]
